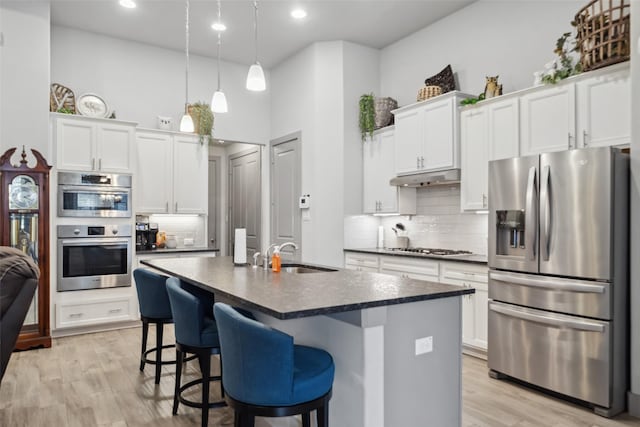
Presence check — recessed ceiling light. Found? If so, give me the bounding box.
[291,8,307,19]
[119,0,136,9]
[211,21,227,32]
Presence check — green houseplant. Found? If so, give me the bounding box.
[188,102,214,143]
[359,93,375,142]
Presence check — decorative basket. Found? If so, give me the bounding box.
[417,85,442,102]
[574,0,630,71]
[374,97,398,129]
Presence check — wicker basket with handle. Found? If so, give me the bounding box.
[417,85,442,102]
[574,0,630,71]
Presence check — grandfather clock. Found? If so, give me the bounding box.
[0,147,52,349]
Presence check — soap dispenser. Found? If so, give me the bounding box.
[271,247,281,273]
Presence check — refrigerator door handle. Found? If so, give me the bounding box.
[489,302,605,332]
[525,166,537,261]
[489,271,606,294]
[540,165,551,261]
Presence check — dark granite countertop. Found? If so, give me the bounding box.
[136,247,219,255]
[344,248,488,265]
[140,256,474,320]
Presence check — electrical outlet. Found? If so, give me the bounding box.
[415,336,433,355]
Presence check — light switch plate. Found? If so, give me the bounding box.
[415,336,433,355]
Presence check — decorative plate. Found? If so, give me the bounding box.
[76,93,110,118]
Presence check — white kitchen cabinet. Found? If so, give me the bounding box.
[576,67,630,148]
[363,128,416,215]
[53,114,136,173]
[56,297,134,329]
[379,256,439,281]
[393,92,469,176]
[439,261,488,354]
[460,108,489,211]
[136,130,208,214]
[487,97,520,160]
[520,83,576,156]
[344,252,379,272]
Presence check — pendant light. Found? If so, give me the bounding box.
[179,0,194,132]
[211,0,228,113]
[246,0,266,91]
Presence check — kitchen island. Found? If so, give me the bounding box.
[141,256,473,427]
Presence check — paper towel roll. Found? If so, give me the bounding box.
[234,228,247,265]
[377,226,384,249]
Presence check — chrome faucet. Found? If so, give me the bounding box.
[277,242,299,253]
[263,243,279,270]
[252,252,261,268]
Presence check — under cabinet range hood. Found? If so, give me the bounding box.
[390,169,460,187]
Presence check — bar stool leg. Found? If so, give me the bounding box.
[302,412,311,427]
[155,323,164,384]
[199,352,211,427]
[140,318,149,371]
[173,349,183,415]
[317,403,329,427]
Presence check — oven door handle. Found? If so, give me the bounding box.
[60,239,130,246]
[489,302,605,332]
[58,185,132,194]
[490,271,605,294]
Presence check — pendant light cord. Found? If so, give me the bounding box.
[253,0,259,64]
[217,0,222,91]
[184,0,190,113]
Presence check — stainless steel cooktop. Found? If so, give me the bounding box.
[385,247,473,256]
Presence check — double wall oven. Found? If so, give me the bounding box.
[487,147,629,417]
[57,172,133,291]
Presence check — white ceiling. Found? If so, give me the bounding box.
[50,0,474,68]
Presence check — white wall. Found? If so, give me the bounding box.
[51,26,270,145]
[0,1,50,162]
[380,1,580,105]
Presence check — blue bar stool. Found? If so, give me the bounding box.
[166,278,226,427]
[133,268,177,385]
[213,302,335,427]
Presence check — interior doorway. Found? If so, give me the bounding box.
[270,133,302,261]
[207,156,221,251]
[228,146,262,258]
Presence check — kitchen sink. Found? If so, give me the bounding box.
[281,263,337,274]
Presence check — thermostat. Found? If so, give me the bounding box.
[299,194,311,209]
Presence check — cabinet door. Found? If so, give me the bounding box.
[520,84,575,155]
[174,135,208,214]
[460,109,489,211]
[423,97,455,170]
[55,119,95,171]
[362,135,379,214]
[394,109,422,175]
[97,124,134,173]
[488,98,520,161]
[576,69,630,148]
[136,132,173,213]
[472,282,488,349]
[376,130,398,213]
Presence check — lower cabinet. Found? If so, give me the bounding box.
[344,251,488,355]
[439,261,488,355]
[56,297,134,329]
[344,253,379,272]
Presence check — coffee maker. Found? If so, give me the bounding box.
[148,223,158,250]
[135,219,150,251]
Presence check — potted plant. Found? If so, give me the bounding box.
[188,102,214,144]
[359,93,375,142]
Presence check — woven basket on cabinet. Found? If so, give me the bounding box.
[417,85,442,102]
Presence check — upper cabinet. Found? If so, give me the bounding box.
[393,92,470,176]
[363,127,416,215]
[136,130,208,215]
[53,114,136,173]
[575,67,630,148]
[520,63,629,156]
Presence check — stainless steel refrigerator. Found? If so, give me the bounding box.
[487,146,629,417]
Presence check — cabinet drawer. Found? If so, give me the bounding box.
[440,261,488,286]
[56,298,132,328]
[379,256,439,279]
[344,253,379,270]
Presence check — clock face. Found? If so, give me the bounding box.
[9,175,38,210]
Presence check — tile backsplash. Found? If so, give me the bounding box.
[148,214,206,248]
[345,185,488,255]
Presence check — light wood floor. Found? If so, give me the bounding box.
[1,327,639,427]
